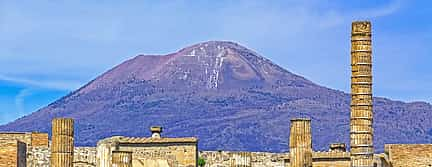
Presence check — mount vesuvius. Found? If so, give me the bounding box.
[1,41,431,152]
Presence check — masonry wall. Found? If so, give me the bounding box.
[74,147,97,167]
[27,146,50,167]
[0,144,408,167]
[25,146,97,167]
[117,143,197,167]
[385,144,432,167]
[0,139,26,167]
[198,151,391,167]
[199,151,287,167]
[312,152,350,167]
[0,132,49,148]
[31,133,49,147]
[0,133,32,146]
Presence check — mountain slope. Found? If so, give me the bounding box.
[1,41,431,152]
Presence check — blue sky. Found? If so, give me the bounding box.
[0,0,431,124]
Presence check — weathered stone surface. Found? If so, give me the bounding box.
[0,139,26,167]
[350,20,374,167]
[96,131,197,167]
[312,151,350,167]
[51,153,74,167]
[51,118,74,167]
[199,151,287,167]
[385,144,432,167]
[112,151,132,167]
[0,132,49,147]
[74,147,97,167]
[290,118,312,167]
[27,146,50,167]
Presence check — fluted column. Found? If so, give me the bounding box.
[230,152,251,167]
[51,118,74,167]
[289,118,312,167]
[350,21,374,167]
[112,151,132,167]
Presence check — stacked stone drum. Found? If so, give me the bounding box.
[350,21,374,167]
[289,118,312,167]
[111,151,132,167]
[51,118,74,167]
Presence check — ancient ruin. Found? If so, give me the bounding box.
[112,151,133,167]
[51,118,74,167]
[289,118,312,167]
[0,21,431,167]
[350,21,374,167]
[96,126,197,167]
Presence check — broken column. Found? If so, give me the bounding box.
[289,118,312,167]
[230,152,251,167]
[111,151,132,167]
[350,21,374,167]
[51,118,74,167]
[329,143,347,152]
[150,126,162,138]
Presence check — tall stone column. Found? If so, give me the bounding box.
[289,118,312,167]
[51,118,74,167]
[350,21,374,167]
[112,151,132,167]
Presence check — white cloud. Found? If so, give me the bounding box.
[0,74,82,91]
[14,88,32,118]
[358,0,403,18]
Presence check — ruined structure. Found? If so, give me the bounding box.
[384,144,432,167]
[0,131,49,166]
[0,139,26,167]
[230,152,252,167]
[199,151,287,167]
[111,151,132,167]
[96,126,197,167]
[51,118,74,167]
[350,21,374,166]
[289,118,312,167]
[0,132,49,148]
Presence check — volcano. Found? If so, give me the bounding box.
[1,41,431,152]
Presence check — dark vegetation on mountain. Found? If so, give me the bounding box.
[1,41,431,152]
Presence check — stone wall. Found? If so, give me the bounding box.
[0,132,49,148]
[199,151,287,167]
[118,143,197,167]
[31,132,49,147]
[199,151,384,167]
[0,132,32,146]
[312,152,350,167]
[27,146,50,167]
[385,144,432,167]
[74,147,97,167]
[26,146,97,167]
[1,143,428,167]
[96,136,198,167]
[0,139,26,167]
